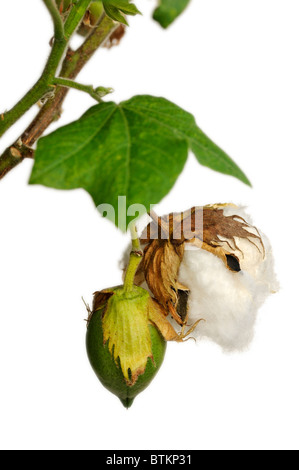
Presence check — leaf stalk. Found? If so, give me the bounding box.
[52,78,113,102]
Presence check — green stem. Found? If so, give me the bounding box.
[20,14,117,148]
[0,14,118,179]
[63,0,91,39]
[0,0,91,139]
[43,0,65,40]
[21,14,117,147]
[66,14,117,79]
[52,77,113,102]
[124,225,143,292]
[0,67,57,140]
[130,224,141,252]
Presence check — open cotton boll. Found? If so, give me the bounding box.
[178,207,278,351]
[122,204,278,351]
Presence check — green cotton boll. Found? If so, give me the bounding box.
[86,287,167,408]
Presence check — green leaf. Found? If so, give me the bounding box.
[107,0,141,15]
[30,95,250,230]
[153,0,191,28]
[102,0,141,25]
[102,3,128,25]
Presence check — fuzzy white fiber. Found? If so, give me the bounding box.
[178,206,279,351]
[122,206,278,352]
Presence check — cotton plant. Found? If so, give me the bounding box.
[0,1,277,408]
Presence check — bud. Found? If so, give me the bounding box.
[78,1,104,36]
[86,286,166,408]
[55,1,104,36]
[55,0,72,14]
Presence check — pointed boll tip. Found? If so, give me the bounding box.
[120,397,135,409]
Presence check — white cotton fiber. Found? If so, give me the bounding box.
[122,205,278,351]
[178,207,279,351]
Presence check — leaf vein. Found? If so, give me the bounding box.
[118,107,132,198]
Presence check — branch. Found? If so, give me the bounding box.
[52,78,113,102]
[64,0,92,39]
[43,0,65,40]
[0,15,119,177]
[0,144,33,180]
[22,14,118,148]
[0,0,91,139]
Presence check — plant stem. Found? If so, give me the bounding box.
[52,78,113,102]
[65,13,118,82]
[0,0,91,139]
[130,224,141,252]
[43,0,65,41]
[0,66,57,139]
[0,15,118,178]
[63,0,91,39]
[124,225,143,292]
[0,144,34,180]
[22,14,117,145]
[0,151,22,180]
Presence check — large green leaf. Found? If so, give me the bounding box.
[30,95,250,229]
[153,0,191,28]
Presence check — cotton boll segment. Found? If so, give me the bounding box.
[179,248,258,351]
[178,206,279,351]
[222,206,279,291]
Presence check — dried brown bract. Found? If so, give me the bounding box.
[104,24,126,48]
[137,205,265,324]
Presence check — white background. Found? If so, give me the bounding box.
[0,0,298,451]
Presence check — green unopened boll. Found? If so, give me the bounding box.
[86,286,167,408]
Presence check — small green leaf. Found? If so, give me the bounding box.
[153,0,191,28]
[103,3,128,25]
[108,0,141,16]
[30,95,250,230]
[102,0,140,25]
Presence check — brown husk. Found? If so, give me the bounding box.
[138,205,264,324]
